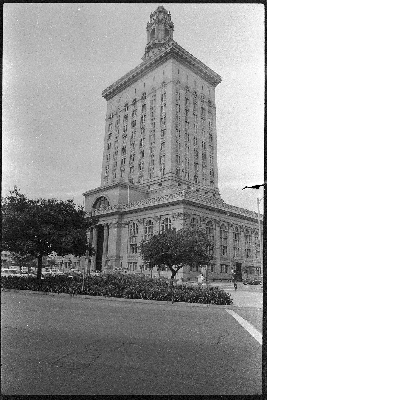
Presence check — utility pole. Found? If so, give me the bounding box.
[242,182,265,276]
[257,196,264,276]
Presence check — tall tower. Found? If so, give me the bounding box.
[143,6,174,60]
[83,7,262,278]
[100,6,222,200]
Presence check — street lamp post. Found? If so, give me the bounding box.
[242,182,265,277]
[257,196,264,276]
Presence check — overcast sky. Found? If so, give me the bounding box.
[3,3,265,212]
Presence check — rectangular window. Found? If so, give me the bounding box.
[220,264,229,274]
[129,243,138,254]
[128,262,137,272]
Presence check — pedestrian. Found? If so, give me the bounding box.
[198,273,204,287]
[232,269,237,291]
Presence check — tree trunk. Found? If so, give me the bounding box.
[36,254,43,280]
[169,267,177,287]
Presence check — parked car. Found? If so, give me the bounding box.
[69,269,82,275]
[243,278,262,285]
[1,268,21,277]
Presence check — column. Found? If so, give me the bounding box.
[228,223,234,271]
[92,226,98,270]
[102,224,109,268]
[107,219,123,271]
[214,220,221,275]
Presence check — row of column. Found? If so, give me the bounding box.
[87,217,262,272]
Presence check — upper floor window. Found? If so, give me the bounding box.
[129,221,139,237]
[206,221,214,256]
[190,217,199,228]
[220,224,228,256]
[160,217,172,233]
[129,222,139,254]
[245,231,251,258]
[124,103,129,112]
[144,220,154,241]
[233,227,240,257]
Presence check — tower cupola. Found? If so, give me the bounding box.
[143,6,174,61]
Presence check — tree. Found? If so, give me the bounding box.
[1,187,97,279]
[140,227,212,285]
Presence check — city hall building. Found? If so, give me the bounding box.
[83,6,263,281]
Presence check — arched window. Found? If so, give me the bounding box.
[129,222,139,254]
[144,220,154,241]
[160,217,172,233]
[220,224,228,256]
[93,196,110,210]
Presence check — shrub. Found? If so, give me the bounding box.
[0,274,232,305]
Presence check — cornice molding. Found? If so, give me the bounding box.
[102,41,222,101]
[87,188,261,223]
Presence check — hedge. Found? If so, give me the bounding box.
[0,274,233,305]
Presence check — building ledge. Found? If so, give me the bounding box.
[87,188,261,221]
[102,40,222,101]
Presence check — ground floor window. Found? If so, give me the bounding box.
[210,264,215,273]
[128,262,137,272]
[220,264,229,273]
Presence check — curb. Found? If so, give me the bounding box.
[1,289,262,310]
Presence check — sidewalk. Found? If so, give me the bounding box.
[208,281,263,309]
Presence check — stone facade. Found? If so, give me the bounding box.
[83,6,263,281]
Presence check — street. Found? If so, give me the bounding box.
[1,291,262,395]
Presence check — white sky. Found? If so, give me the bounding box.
[2,3,265,211]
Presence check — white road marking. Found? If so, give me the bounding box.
[225,309,262,345]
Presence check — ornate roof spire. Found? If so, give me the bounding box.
[143,6,174,61]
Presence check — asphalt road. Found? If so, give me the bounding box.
[1,291,262,395]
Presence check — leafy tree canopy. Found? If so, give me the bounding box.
[2,187,97,278]
[140,227,212,283]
